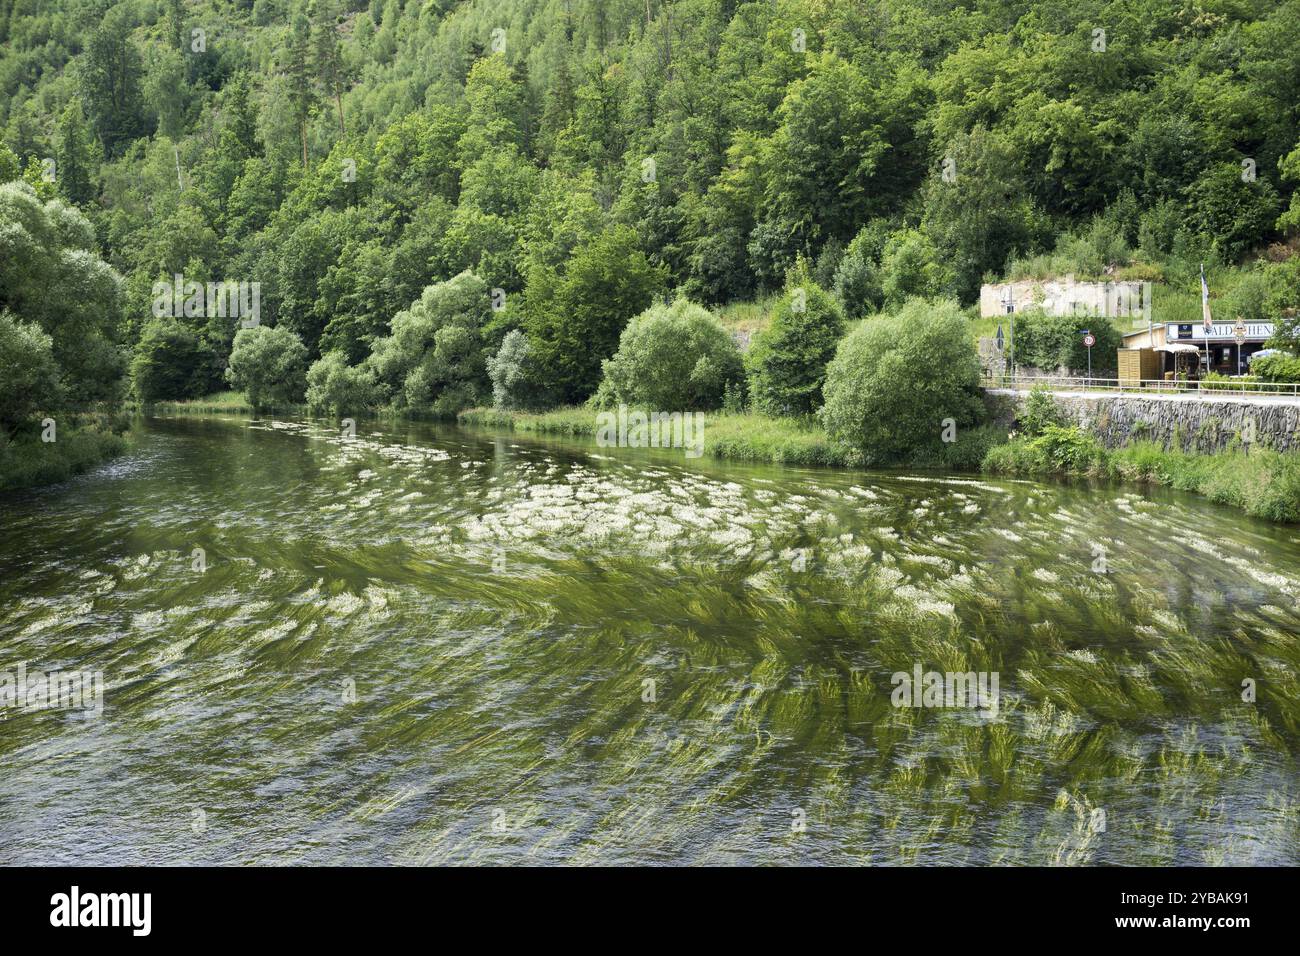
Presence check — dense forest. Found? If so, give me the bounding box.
[3,0,1300,454]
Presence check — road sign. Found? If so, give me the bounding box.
[995,324,1004,350]
[1083,333,1096,347]
[1234,318,1247,344]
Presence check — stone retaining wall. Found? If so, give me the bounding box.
[994,390,1300,453]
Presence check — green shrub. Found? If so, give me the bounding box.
[0,416,129,491]
[1200,372,1263,392]
[522,225,666,405]
[306,350,379,415]
[746,266,844,416]
[226,325,308,409]
[1251,354,1300,384]
[131,319,219,402]
[1020,386,1068,436]
[819,297,986,465]
[1013,310,1122,374]
[982,424,1107,475]
[909,423,1011,471]
[367,270,491,414]
[487,329,535,410]
[0,181,125,405]
[984,430,1300,524]
[1029,424,1109,472]
[0,310,62,433]
[880,228,952,306]
[594,298,743,411]
[832,221,891,318]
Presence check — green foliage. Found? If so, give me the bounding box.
[756,53,895,265]
[986,433,1300,525]
[0,310,61,433]
[1199,372,1266,392]
[880,228,953,307]
[1280,137,1300,235]
[225,325,308,409]
[367,271,492,415]
[0,144,18,183]
[819,298,986,465]
[524,225,666,405]
[0,417,129,492]
[76,6,148,155]
[1263,258,1300,352]
[1020,386,1068,437]
[1220,264,1280,328]
[746,266,844,416]
[1007,215,1133,280]
[920,127,1047,301]
[594,298,744,411]
[1189,163,1281,263]
[487,329,535,411]
[1250,354,1300,384]
[54,99,97,205]
[131,319,217,402]
[833,220,891,318]
[995,424,1109,474]
[1013,310,1123,373]
[3,0,1300,455]
[305,350,378,415]
[0,181,124,405]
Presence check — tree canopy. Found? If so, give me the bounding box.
[1,0,1298,418]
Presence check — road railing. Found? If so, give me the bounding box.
[981,374,1300,398]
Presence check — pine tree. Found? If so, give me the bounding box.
[222,72,263,160]
[76,7,148,155]
[284,14,316,168]
[55,98,96,205]
[312,0,348,135]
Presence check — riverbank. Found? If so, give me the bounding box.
[142,396,1300,525]
[985,425,1300,523]
[459,406,860,467]
[466,404,1300,524]
[144,391,299,416]
[460,406,1008,472]
[0,414,130,492]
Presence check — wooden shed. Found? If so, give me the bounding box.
[1118,348,1160,386]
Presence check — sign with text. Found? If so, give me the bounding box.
[1170,322,1273,341]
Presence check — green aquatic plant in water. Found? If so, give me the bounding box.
[0,415,1296,864]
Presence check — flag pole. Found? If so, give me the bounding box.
[1201,263,1211,385]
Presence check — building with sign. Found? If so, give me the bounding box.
[1121,321,1275,376]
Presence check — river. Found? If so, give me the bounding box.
[1,414,1296,864]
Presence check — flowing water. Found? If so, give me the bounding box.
[1,414,1297,865]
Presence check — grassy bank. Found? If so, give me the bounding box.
[0,414,131,492]
[144,391,456,422]
[459,406,861,467]
[150,396,1300,524]
[984,425,1300,523]
[144,390,304,416]
[459,406,1006,470]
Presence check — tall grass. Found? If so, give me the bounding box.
[144,390,307,415]
[985,428,1300,523]
[0,414,130,491]
[459,406,861,467]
